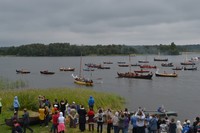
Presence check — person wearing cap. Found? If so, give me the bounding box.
[0,98,2,114]
[22,108,33,133]
[13,96,20,114]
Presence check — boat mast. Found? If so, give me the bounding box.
[129,54,131,72]
[79,53,82,78]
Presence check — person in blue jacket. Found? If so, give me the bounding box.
[13,96,20,114]
[88,96,95,109]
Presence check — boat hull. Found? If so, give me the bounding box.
[5,116,40,127]
[40,71,55,75]
[74,79,93,86]
[155,73,177,77]
[16,70,30,74]
[117,72,153,79]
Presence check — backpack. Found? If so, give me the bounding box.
[98,113,103,121]
[182,125,190,133]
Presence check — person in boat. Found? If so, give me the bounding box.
[12,120,23,133]
[157,105,166,113]
[22,108,33,133]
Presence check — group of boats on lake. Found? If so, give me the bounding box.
[16,55,200,86]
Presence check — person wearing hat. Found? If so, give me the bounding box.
[0,98,2,114]
[22,108,33,133]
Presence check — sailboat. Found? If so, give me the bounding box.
[117,55,153,79]
[154,52,168,61]
[180,52,195,65]
[138,55,149,63]
[72,54,93,86]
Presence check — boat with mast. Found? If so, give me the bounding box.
[117,54,153,79]
[154,52,168,61]
[72,54,93,86]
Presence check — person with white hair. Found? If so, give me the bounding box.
[112,111,119,133]
[176,120,183,133]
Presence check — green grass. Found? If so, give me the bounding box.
[0,87,125,133]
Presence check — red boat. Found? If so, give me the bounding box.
[134,69,150,73]
[140,65,157,69]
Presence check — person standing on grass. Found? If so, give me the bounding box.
[58,112,66,133]
[38,105,45,126]
[22,108,33,133]
[0,98,2,114]
[96,108,104,133]
[112,111,119,133]
[78,105,87,132]
[87,107,95,132]
[13,96,20,114]
[88,96,95,109]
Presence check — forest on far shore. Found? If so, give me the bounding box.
[0,42,200,56]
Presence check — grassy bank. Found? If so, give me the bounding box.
[0,88,125,133]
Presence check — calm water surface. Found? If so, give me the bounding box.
[0,54,199,121]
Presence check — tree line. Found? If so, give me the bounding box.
[0,42,199,56]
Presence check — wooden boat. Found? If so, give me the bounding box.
[118,64,129,67]
[138,60,149,63]
[161,63,174,67]
[40,70,55,75]
[184,67,197,71]
[155,71,178,77]
[172,67,183,70]
[103,61,113,64]
[97,66,111,69]
[5,116,40,127]
[74,77,93,86]
[83,67,95,71]
[154,52,168,61]
[138,56,149,63]
[180,62,195,65]
[144,111,178,117]
[72,54,93,86]
[134,69,150,73]
[59,67,75,71]
[16,69,30,74]
[117,61,126,64]
[154,58,168,61]
[140,65,157,69]
[117,72,153,79]
[181,52,196,65]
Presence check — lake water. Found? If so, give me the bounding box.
[0,54,199,122]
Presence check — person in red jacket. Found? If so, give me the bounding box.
[50,111,59,133]
[87,107,95,131]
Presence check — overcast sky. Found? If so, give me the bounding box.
[0,0,200,47]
